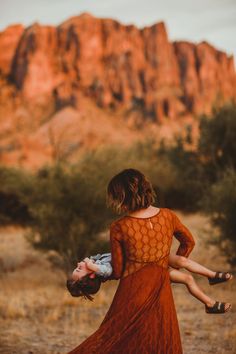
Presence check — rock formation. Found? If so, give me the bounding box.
[0,13,235,168]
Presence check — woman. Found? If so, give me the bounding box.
[68,168,196,354]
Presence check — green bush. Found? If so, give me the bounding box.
[0,167,32,225]
[202,168,236,264]
[24,165,113,270]
[198,103,236,181]
[76,138,179,209]
[156,137,206,211]
[0,141,181,269]
[19,140,187,268]
[198,103,236,263]
[0,137,212,268]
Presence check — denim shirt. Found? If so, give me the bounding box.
[89,253,112,278]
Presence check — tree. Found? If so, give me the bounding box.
[25,165,112,271]
[198,103,236,181]
[202,168,236,264]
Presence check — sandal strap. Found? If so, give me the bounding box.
[216,271,231,279]
[206,301,227,313]
[208,271,232,285]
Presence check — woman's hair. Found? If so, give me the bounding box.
[106,168,156,214]
[66,275,102,301]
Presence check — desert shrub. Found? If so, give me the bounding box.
[0,191,30,225]
[201,168,236,264]
[77,139,179,209]
[24,140,186,268]
[0,167,32,225]
[198,103,236,181]
[156,137,206,211]
[197,104,236,263]
[24,165,112,270]
[0,137,210,268]
[0,142,181,269]
[156,103,236,212]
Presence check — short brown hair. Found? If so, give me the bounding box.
[106,168,156,214]
[66,275,101,301]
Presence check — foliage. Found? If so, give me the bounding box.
[1,103,236,266]
[201,168,236,264]
[157,137,206,211]
[198,103,236,181]
[24,165,112,270]
[0,167,32,225]
[198,103,236,264]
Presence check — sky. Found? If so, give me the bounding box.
[0,0,236,61]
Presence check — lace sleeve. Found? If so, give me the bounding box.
[171,211,195,258]
[110,221,125,279]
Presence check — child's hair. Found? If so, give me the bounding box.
[66,275,102,301]
[106,168,156,214]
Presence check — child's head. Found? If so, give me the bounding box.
[67,260,101,301]
[66,275,101,301]
[106,168,156,214]
[71,261,92,282]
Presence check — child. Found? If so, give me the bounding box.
[67,252,233,313]
[66,253,112,301]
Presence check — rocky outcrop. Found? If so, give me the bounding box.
[0,24,24,76]
[0,13,235,168]
[1,13,235,123]
[173,41,236,115]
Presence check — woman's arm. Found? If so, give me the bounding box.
[171,211,195,258]
[110,221,125,280]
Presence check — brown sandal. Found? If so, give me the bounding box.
[205,301,231,314]
[208,272,233,285]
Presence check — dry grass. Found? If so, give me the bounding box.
[0,227,117,353]
[0,213,235,354]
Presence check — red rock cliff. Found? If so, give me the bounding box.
[0,13,235,169]
[1,13,235,123]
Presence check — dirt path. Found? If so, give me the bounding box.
[0,213,235,354]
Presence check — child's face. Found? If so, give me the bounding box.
[72,261,92,282]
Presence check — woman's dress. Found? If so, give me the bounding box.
[68,208,195,354]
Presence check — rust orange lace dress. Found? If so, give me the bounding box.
[68,208,195,354]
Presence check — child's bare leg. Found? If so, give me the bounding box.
[169,254,217,278]
[169,269,225,308]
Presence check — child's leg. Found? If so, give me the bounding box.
[169,269,224,308]
[169,254,217,278]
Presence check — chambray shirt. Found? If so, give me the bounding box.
[89,253,112,278]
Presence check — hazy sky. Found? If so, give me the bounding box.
[1,0,236,60]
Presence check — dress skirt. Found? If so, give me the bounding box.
[68,263,183,354]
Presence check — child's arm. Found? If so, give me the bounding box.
[84,258,100,273]
[84,257,113,278]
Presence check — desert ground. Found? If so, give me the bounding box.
[0,212,235,354]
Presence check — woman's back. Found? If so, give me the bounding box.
[110,208,195,279]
